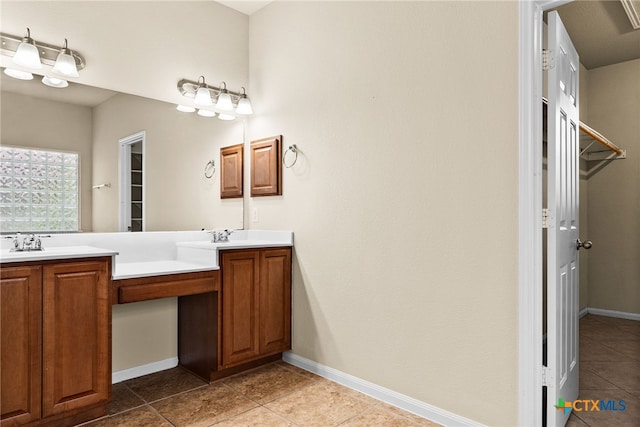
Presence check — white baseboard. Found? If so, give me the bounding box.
[586,307,640,322]
[282,352,484,427]
[112,357,179,384]
[579,307,589,318]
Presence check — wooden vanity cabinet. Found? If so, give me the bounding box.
[220,248,291,369]
[1,258,111,427]
[1,266,42,425]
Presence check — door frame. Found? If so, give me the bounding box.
[118,131,146,232]
[518,1,573,425]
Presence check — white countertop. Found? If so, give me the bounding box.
[0,230,293,279]
[0,245,118,263]
[176,239,292,251]
[113,260,219,280]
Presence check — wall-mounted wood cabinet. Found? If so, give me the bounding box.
[250,136,282,197]
[1,258,111,427]
[220,248,291,369]
[220,143,244,199]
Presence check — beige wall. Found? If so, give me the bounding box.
[586,59,640,314]
[1,92,93,230]
[248,2,519,425]
[92,92,244,232]
[0,1,248,107]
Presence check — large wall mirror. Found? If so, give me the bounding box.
[1,74,245,232]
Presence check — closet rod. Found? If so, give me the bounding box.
[542,98,624,156]
[578,122,623,156]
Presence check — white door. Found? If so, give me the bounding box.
[546,11,580,427]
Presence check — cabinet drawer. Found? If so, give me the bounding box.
[115,271,219,304]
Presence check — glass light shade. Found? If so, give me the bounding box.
[42,76,69,88]
[52,51,80,78]
[13,41,42,69]
[216,92,233,111]
[4,68,33,80]
[197,109,216,117]
[236,97,253,115]
[194,87,213,106]
[176,104,196,113]
[217,113,235,121]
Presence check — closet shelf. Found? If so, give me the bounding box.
[542,98,626,162]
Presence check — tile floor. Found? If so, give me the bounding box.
[80,314,639,426]
[82,361,441,426]
[567,314,640,427]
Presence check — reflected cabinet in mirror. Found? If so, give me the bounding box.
[0,74,244,232]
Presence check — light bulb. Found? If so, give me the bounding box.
[218,113,235,121]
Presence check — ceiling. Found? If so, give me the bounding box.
[215,1,271,16]
[1,72,117,107]
[552,0,640,69]
[2,0,637,107]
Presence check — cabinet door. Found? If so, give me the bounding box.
[1,266,42,425]
[42,260,111,417]
[220,143,244,199]
[259,249,291,355]
[221,251,260,368]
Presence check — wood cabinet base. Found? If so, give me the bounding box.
[6,404,107,427]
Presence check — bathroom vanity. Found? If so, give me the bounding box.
[0,231,292,427]
[1,250,115,427]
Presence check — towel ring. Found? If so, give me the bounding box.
[283,145,298,168]
[204,160,215,179]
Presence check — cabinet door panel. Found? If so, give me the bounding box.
[259,249,291,354]
[42,260,110,417]
[221,252,260,368]
[1,266,42,425]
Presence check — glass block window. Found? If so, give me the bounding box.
[0,147,79,232]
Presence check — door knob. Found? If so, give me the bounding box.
[577,239,592,250]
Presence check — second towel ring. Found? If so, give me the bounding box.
[204,160,215,179]
[283,144,298,168]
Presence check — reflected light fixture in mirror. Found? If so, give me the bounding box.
[42,76,69,88]
[4,68,33,80]
[197,109,216,118]
[1,28,86,89]
[176,77,253,121]
[176,104,196,113]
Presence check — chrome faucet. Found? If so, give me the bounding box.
[209,229,233,243]
[4,233,51,252]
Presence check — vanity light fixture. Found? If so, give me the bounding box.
[216,82,233,111]
[194,76,214,106]
[12,28,42,69]
[42,75,68,88]
[236,87,253,115]
[0,28,86,88]
[51,39,80,78]
[197,109,216,118]
[3,68,33,80]
[176,77,253,121]
[176,104,196,113]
